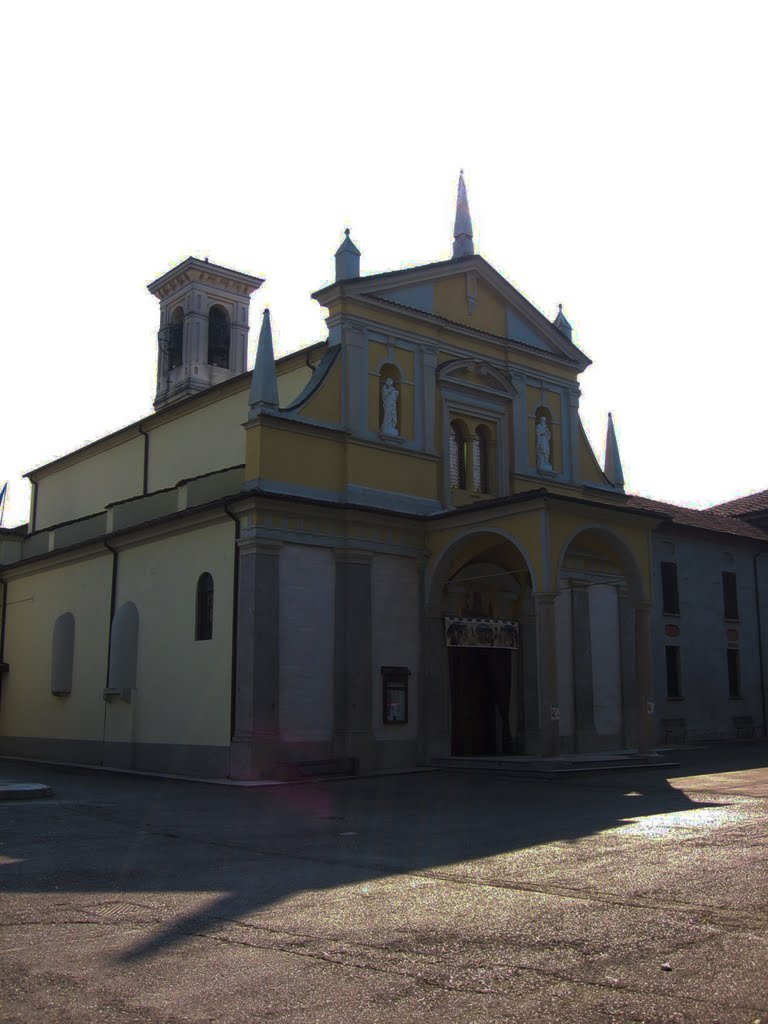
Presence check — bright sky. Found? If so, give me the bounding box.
[2,1,766,527]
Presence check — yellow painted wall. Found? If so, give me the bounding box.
[548,507,652,599]
[434,274,507,336]
[147,388,248,491]
[105,519,234,748]
[426,506,547,597]
[296,357,342,424]
[0,553,113,741]
[246,421,346,494]
[35,437,144,530]
[277,364,313,406]
[577,422,609,486]
[348,442,438,499]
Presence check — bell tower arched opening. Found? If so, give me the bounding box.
[207,305,231,368]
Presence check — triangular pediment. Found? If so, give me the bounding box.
[437,357,517,399]
[313,255,588,368]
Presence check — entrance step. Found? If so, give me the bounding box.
[431,753,680,778]
[0,781,53,800]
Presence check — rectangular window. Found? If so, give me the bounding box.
[722,571,739,620]
[660,562,680,615]
[665,645,682,700]
[382,666,410,724]
[727,648,741,699]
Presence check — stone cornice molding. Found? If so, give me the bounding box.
[147,257,264,300]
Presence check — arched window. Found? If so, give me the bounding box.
[472,427,490,493]
[108,602,139,692]
[51,612,75,696]
[449,420,467,489]
[208,306,231,368]
[167,306,184,370]
[195,573,214,641]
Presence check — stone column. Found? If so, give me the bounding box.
[534,593,560,756]
[421,612,451,759]
[571,581,597,752]
[618,587,637,749]
[333,550,374,770]
[230,540,281,778]
[635,602,655,753]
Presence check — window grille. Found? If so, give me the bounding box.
[722,572,739,620]
[665,645,681,699]
[727,648,741,698]
[471,429,489,492]
[660,562,680,614]
[449,422,466,489]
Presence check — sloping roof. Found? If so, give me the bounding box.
[626,495,768,541]
[707,489,768,518]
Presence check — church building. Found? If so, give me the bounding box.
[1,176,756,780]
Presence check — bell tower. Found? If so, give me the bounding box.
[147,257,264,410]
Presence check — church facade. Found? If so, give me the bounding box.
[1,177,763,779]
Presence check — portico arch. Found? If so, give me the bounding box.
[423,530,540,759]
[426,527,540,613]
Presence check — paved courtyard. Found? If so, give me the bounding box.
[1,745,767,1023]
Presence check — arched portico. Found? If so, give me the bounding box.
[554,525,654,753]
[421,514,656,763]
[423,531,540,759]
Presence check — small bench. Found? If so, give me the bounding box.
[733,715,756,739]
[660,717,687,744]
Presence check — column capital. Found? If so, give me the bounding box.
[567,578,591,592]
[238,537,283,556]
[334,547,374,566]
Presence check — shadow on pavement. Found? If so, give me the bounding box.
[1,740,766,965]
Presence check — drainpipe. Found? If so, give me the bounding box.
[30,480,39,532]
[223,503,241,740]
[102,539,119,750]
[753,551,767,739]
[137,423,150,495]
[0,577,8,709]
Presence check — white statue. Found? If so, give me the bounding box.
[381,377,399,437]
[536,414,552,471]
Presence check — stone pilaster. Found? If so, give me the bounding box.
[230,540,281,778]
[333,550,374,770]
[422,612,451,759]
[571,582,597,751]
[618,587,637,749]
[534,593,560,756]
[635,602,655,753]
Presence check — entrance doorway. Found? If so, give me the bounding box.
[449,647,521,755]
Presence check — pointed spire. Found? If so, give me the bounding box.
[553,303,573,341]
[335,227,361,281]
[452,170,474,259]
[604,412,625,489]
[249,308,279,412]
